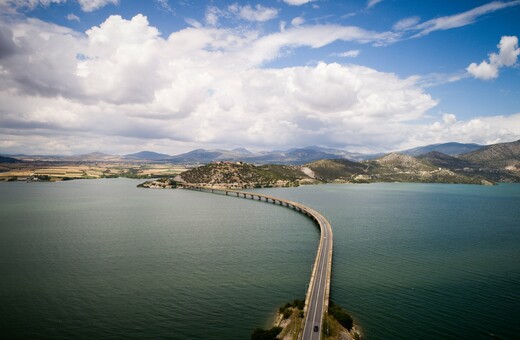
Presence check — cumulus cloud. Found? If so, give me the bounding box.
[204,6,221,26]
[404,112,520,149]
[0,13,518,155]
[228,4,278,22]
[0,25,18,59]
[467,36,519,80]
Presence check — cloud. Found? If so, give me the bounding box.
[467,35,519,80]
[0,0,65,12]
[204,6,221,26]
[0,0,118,12]
[392,16,420,31]
[406,112,520,149]
[0,14,438,154]
[283,0,315,5]
[242,25,398,65]
[410,0,520,37]
[332,49,360,58]
[66,13,80,21]
[228,4,278,22]
[291,16,304,27]
[154,0,174,14]
[77,0,118,12]
[0,25,18,59]
[1,13,518,155]
[366,0,383,9]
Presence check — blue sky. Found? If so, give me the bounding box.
[0,0,519,155]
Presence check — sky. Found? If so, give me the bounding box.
[0,0,519,155]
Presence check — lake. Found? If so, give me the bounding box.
[1,179,519,339]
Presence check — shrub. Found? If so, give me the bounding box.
[251,326,282,340]
[329,303,353,331]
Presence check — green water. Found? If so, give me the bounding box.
[1,180,519,339]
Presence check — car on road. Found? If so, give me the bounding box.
[314,325,319,332]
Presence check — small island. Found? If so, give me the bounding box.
[252,300,362,340]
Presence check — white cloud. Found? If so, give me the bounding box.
[66,13,80,21]
[77,0,118,12]
[205,6,221,26]
[333,49,360,58]
[154,0,174,14]
[283,0,314,5]
[406,113,520,149]
[291,16,304,27]
[0,0,118,12]
[410,0,520,37]
[0,13,518,155]
[442,113,457,125]
[467,60,498,80]
[467,36,519,80]
[228,4,278,22]
[366,0,383,9]
[392,16,420,31]
[0,0,65,12]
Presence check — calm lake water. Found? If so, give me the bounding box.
[1,179,519,339]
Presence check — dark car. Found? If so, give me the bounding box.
[314,325,319,332]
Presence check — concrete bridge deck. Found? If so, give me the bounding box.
[179,183,333,340]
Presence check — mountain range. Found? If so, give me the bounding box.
[1,140,518,171]
[118,142,489,165]
[144,141,520,188]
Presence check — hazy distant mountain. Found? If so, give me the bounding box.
[400,142,483,156]
[124,151,171,160]
[232,147,253,155]
[0,155,21,163]
[56,152,123,162]
[165,146,371,165]
[168,149,227,163]
[459,139,520,168]
[238,146,378,165]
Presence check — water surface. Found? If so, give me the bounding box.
[1,180,519,339]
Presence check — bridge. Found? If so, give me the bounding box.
[179,183,333,340]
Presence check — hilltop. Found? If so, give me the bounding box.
[173,162,315,189]
[459,139,520,169]
[400,142,483,156]
[304,159,368,182]
[365,153,485,184]
[0,155,21,163]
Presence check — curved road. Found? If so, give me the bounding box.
[179,184,333,340]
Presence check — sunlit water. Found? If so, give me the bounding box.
[1,179,519,339]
